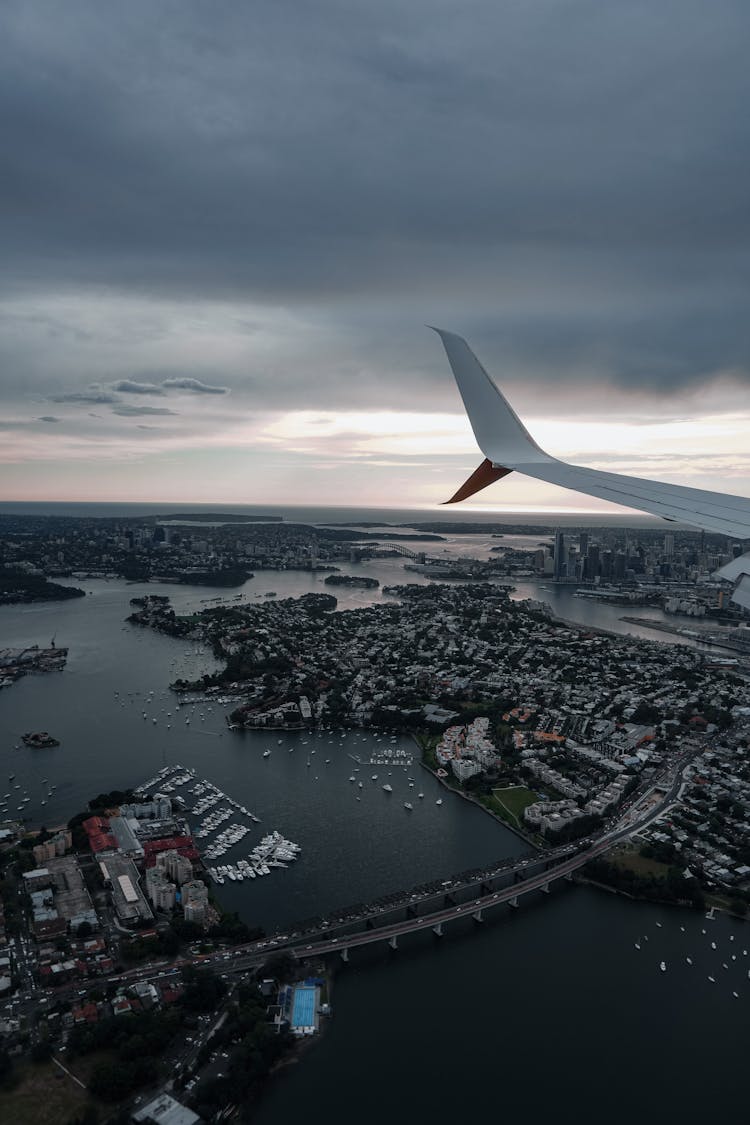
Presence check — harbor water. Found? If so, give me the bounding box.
[0,543,745,1122]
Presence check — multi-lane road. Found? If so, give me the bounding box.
[5,746,698,1032]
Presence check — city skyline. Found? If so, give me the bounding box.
[2,1,749,512]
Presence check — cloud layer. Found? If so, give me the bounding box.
[1,1,749,507]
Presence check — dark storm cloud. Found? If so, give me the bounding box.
[50,391,120,405]
[161,378,228,395]
[112,379,165,395]
[111,404,178,417]
[0,0,749,409]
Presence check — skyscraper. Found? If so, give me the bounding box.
[553,530,566,581]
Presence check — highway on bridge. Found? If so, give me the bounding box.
[14,745,695,1027]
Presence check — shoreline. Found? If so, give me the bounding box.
[575,874,749,923]
[414,739,540,851]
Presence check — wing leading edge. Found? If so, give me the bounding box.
[433,327,750,541]
[432,327,750,607]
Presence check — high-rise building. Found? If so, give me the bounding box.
[155,849,193,886]
[664,533,675,557]
[553,530,566,581]
[145,868,176,911]
[579,532,589,557]
[585,545,600,580]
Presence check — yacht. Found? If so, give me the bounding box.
[417,793,424,799]
[404,802,413,811]
[263,749,271,758]
[436,799,443,806]
[382,784,393,793]
[659,962,666,972]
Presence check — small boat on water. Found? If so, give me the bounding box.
[686,957,692,965]
[708,976,716,983]
[436,799,443,806]
[659,962,667,972]
[262,750,271,758]
[382,784,393,793]
[404,802,413,811]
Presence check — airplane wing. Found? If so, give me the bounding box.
[432,327,750,608]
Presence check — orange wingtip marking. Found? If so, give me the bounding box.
[443,459,513,504]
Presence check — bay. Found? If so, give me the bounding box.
[1,539,742,1124]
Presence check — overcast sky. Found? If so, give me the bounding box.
[2,0,749,512]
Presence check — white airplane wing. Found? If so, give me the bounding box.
[432,327,750,608]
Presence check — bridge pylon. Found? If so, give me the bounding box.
[472,910,483,923]
[340,947,349,962]
[508,896,519,909]
[432,923,443,937]
[540,882,550,894]
[388,935,398,951]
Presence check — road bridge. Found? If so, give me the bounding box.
[378,542,419,559]
[34,758,693,1018]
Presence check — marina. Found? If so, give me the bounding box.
[135,763,301,887]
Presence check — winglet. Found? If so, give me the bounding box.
[430,327,550,467]
[443,459,513,504]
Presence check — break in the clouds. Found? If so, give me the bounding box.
[1,0,749,507]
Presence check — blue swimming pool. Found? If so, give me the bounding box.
[291,986,317,1028]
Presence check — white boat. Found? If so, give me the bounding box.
[436,799,443,806]
[686,957,692,965]
[634,943,641,951]
[358,782,363,789]
[382,784,393,793]
[263,750,271,758]
[404,802,413,810]
[659,961,666,972]
[708,976,715,983]
[417,793,424,799]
